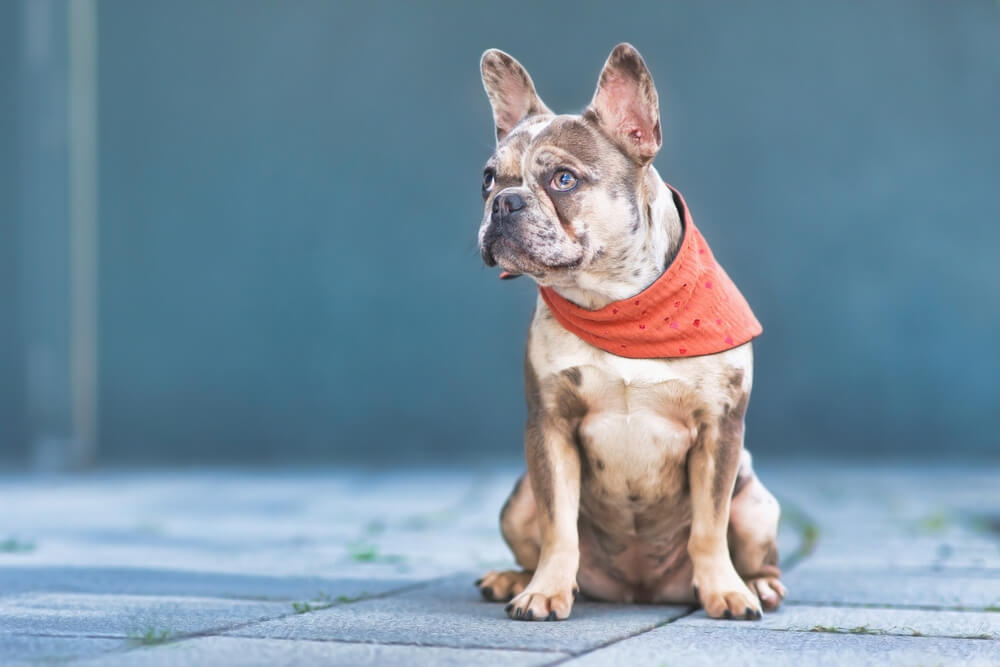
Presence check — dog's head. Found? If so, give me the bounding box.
[478,44,668,292]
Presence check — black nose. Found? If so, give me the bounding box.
[492,192,526,218]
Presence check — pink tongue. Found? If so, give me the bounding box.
[499,271,521,280]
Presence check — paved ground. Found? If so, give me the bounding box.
[1,462,999,665]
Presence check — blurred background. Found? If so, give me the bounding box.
[0,0,997,470]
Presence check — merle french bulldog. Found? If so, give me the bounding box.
[475,44,785,622]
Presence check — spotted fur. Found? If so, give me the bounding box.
[476,44,784,622]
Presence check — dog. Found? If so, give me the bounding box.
[475,44,785,622]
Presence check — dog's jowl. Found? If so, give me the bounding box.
[475,44,785,622]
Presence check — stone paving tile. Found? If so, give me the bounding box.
[0,566,415,602]
[227,573,690,654]
[0,469,513,582]
[562,625,1000,666]
[0,593,291,638]
[0,632,125,666]
[783,567,1000,609]
[676,604,1000,639]
[2,465,998,665]
[72,636,568,666]
[794,536,1000,572]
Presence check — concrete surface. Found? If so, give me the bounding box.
[1,463,999,665]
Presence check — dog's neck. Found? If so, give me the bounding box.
[550,168,683,311]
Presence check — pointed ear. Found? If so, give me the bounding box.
[480,49,552,142]
[587,43,661,164]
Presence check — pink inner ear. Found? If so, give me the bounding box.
[492,75,541,136]
[595,72,658,156]
[496,81,532,133]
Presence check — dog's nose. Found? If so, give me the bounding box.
[492,192,526,217]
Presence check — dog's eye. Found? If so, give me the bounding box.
[482,169,495,193]
[551,170,578,192]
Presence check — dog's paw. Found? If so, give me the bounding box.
[504,584,577,621]
[475,570,532,602]
[747,575,787,611]
[694,569,762,620]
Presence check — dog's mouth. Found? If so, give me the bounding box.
[484,236,585,279]
[483,235,538,274]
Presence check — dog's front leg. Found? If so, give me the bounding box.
[505,395,581,621]
[687,402,762,620]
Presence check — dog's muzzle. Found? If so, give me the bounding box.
[481,191,526,266]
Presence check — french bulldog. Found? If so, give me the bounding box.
[475,44,785,622]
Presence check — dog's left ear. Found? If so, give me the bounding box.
[587,43,661,164]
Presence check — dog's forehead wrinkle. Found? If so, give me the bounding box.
[530,116,612,167]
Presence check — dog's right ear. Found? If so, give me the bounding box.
[480,49,552,142]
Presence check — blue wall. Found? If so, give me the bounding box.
[0,1,26,464]
[4,0,999,464]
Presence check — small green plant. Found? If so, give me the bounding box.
[777,500,820,569]
[810,625,882,636]
[292,591,335,614]
[809,625,837,633]
[0,537,36,554]
[915,511,950,535]
[349,543,378,562]
[346,541,406,566]
[129,627,171,645]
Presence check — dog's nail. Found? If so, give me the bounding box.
[723,609,733,620]
[546,610,557,621]
[755,609,763,620]
[692,585,699,600]
[475,578,483,586]
[515,607,523,619]
[481,587,494,601]
[573,589,580,601]
[525,609,534,621]
[504,602,513,613]
[744,607,754,620]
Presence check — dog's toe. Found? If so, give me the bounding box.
[477,570,533,604]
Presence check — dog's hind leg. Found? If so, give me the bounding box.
[477,473,540,602]
[727,452,786,611]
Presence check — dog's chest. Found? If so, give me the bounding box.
[575,359,697,497]
[529,298,752,504]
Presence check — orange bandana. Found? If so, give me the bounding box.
[539,185,762,359]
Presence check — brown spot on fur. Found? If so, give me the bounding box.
[554,383,587,424]
[727,368,745,391]
[732,471,751,498]
[712,393,750,510]
[523,342,553,516]
[562,367,582,387]
[524,417,551,516]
